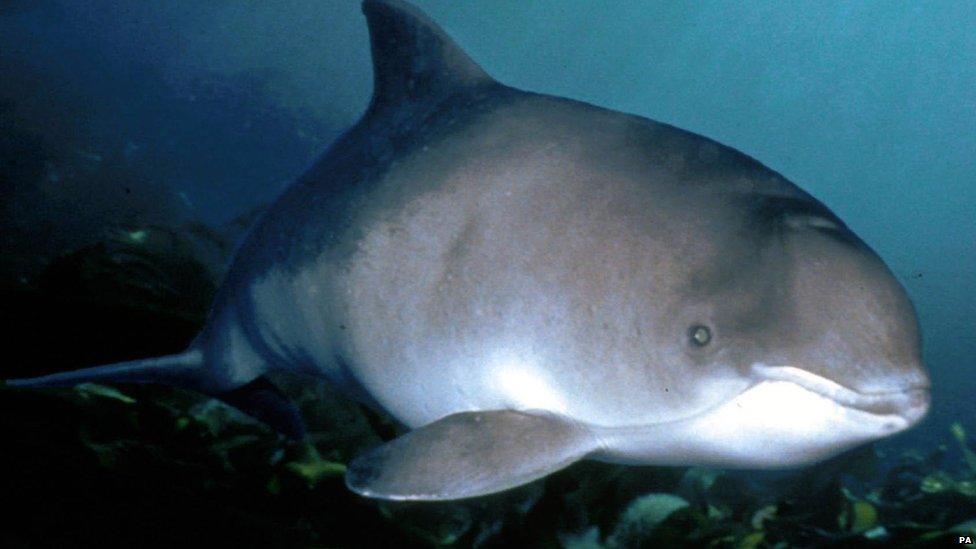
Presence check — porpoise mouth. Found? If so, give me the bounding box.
[750,364,930,424]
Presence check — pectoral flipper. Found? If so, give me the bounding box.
[345,409,597,501]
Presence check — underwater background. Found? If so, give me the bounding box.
[1,1,973,547]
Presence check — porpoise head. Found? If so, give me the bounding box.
[588,156,931,467]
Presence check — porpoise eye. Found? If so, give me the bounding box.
[689,325,712,347]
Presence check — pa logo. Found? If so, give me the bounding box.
[960,536,974,545]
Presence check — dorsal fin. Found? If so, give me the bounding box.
[362,0,494,111]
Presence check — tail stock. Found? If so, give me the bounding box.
[5,349,204,390]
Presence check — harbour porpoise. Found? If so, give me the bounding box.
[7,0,930,501]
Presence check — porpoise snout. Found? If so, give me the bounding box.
[854,384,929,430]
[750,362,930,427]
[894,386,930,427]
[873,360,930,427]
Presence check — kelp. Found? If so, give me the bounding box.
[1,228,974,548]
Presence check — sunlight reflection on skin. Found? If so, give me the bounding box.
[489,351,569,414]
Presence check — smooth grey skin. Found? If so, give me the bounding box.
[8,0,930,501]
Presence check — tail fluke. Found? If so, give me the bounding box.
[6,349,204,389]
